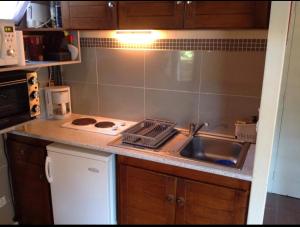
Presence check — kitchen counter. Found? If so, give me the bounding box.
[11,114,255,181]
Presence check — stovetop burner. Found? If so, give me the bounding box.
[95,121,115,128]
[72,118,97,126]
[63,116,135,136]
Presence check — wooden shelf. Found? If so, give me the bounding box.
[0,31,81,73]
[0,60,81,73]
[16,27,65,32]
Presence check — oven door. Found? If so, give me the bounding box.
[0,73,32,130]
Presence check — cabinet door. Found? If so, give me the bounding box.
[184,1,270,29]
[175,178,249,224]
[118,164,177,224]
[61,1,117,29]
[118,1,184,29]
[7,139,53,225]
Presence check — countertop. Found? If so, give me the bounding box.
[11,114,255,181]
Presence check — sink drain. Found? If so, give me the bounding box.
[215,160,236,167]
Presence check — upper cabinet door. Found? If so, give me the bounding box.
[184,1,271,29]
[118,1,185,29]
[61,1,117,29]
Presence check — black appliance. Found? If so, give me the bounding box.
[0,71,40,130]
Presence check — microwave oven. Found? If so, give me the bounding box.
[0,19,18,66]
[0,71,40,130]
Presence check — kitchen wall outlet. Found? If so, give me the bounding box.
[0,196,7,208]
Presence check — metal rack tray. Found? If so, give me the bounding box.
[121,119,176,148]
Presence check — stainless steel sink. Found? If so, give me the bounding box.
[109,131,250,170]
[178,135,250,169]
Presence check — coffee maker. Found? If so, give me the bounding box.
[45,86,72,119]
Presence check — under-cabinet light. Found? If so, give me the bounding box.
[114,30,160,44]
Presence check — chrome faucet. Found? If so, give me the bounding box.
[189,122,209,136]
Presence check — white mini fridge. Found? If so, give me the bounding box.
[46,143,116,224]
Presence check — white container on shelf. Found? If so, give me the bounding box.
[68,44,79,60]
[26,2,50,28]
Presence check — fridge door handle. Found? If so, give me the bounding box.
[45,156,53,183]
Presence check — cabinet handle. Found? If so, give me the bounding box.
[45,156,53,183]
[108,1,115,8]
[187,1,193,4]
[176,197,185,206]
[176,1,183,4]
[166,194,175,203]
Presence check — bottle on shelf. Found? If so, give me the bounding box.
[50,1,57,28]
[55,1,62,28]
[66,32,79,60]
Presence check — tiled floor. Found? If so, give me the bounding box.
[264,193,300,224]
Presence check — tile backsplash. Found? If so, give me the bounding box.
[62,47,265,135]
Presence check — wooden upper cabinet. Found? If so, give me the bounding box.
[61,1,270,30]
[184,1,271,29]
[175,178,249,224]
[118,164,177,224]
[61,1,117,29]
[118,1,185,29]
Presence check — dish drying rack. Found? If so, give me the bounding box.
[235,123,257,143]
[121,119,177,149]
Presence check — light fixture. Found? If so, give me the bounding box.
[114,30,160,44]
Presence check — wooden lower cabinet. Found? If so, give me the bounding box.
[175,178,249,224]
[117,156,251,224]
[6,134,53,225]
[118,165,177,224]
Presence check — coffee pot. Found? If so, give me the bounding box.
[45,86,72,119]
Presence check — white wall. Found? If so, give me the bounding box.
[267,2,296,193]
[268,2,300,198]
[0,136,14,224]
[247,1,291,224]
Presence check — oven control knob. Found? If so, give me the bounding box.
[31,105,40,113]
[28,77,38,85]
[7,49,15,57]
[30,91,39,99]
